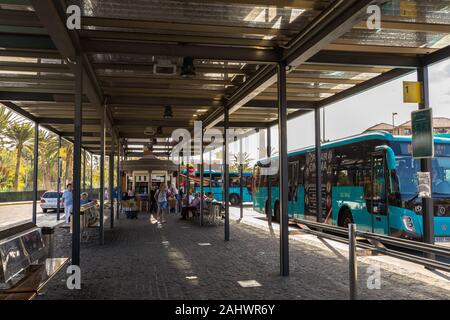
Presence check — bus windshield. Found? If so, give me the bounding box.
[396,156,450,198]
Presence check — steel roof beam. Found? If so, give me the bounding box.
[0,34,56,50]
[0,91,88,103]
[107,96,224,107]
[81,39,279,64]
[308,51,420,69]
[29,0,115,135]
[37,118,101,125]
[283,0,378,66]
[191,0,329,10]
[421,45,450,67]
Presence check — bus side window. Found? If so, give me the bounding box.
[289,161,299,186]
[337,169,350,186]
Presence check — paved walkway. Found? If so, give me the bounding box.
[38,211,450,300]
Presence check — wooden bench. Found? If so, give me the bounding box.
[0,258,69,300]
[191,202,222,225]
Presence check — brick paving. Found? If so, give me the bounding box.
[37,211,450,300]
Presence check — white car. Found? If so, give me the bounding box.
[40,191,64,213]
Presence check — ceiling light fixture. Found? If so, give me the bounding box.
[181,56,196,78]
[164,105,173,119]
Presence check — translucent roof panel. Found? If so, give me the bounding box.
[335,29,450,50]
[381,0,450,24]
[70,0,334,44]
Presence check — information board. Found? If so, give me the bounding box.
[411,108,434,159]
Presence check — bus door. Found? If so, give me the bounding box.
[288,161,299,218]
[370,152,389,235]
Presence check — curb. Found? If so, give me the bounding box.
[0,201,34,207]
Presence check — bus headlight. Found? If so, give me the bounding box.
[402,215,416,233]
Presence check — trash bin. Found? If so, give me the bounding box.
[41,227,55,258]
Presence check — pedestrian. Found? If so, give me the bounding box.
[169,183,179,213]
[62,183,73,224]
[155,183,169,223]
[80,192,90,205]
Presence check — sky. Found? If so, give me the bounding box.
[236,57,450,164]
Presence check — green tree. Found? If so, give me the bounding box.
[37,131,59,190]
[0,105,12,146]
[4,122,34,190]
[231,152,253,172]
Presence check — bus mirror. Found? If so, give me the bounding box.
[375,145,396,171]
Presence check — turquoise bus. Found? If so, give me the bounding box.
[180,170,253,205]
[252,132,450,242]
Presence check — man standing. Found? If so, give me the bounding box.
[62,183,73,224]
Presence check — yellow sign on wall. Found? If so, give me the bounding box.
[403,81,422,103]
[400,1,417,17]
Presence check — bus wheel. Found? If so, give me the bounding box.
[229,194,240,206]
[265,201,271,219]
[274,202,280,222]
[338,207,354,228]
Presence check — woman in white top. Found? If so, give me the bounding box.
[155,184,169,223]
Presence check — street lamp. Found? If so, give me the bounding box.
[392,112,398,135]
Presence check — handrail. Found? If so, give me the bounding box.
[296,218,450,258]
[294,219,450,299]
[80,201,97,212]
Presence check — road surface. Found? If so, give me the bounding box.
[0,203,64,230]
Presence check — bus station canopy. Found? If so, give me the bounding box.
[0,0,450,157]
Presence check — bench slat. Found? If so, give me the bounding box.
[0,258,69,300]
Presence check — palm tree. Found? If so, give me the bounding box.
[37,131,59,190]
[5,122,34,190]
[0,105,12,146]
[231,152,254,172]
[64,143,73,186]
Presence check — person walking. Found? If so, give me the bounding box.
[155,183,169,223]
[62,183,73,224]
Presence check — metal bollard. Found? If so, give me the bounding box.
[41,226,55,259]
[348,223,357,300]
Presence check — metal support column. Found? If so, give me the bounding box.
[90,152,93,192]
[417,66,435,250]
[83,149,86,192]
[109,136,115,229]
[56,135,62,221]
[32,121,39,225]
[224,105,230,241]
[72,55,83,266]
[200,129,204,226]
[267,127,272,226]
[99,108,105,245]
[349,224,357,300]
[239,137,243,220]
[177,159,181,190]
[186,158,190,201]
[209,151,212,191]
[116,139,120,220]
[315,107,323,223]
[278,61,289,277]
